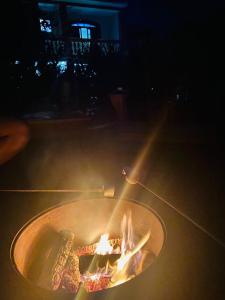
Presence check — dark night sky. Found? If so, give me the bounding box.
[126,0,225,34]
[1,0,225,115]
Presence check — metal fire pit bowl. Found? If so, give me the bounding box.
[10,198,166,300]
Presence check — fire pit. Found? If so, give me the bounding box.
[11,198,165,298]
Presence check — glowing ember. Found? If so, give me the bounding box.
[82,272,111,292]
[95,233,114,255]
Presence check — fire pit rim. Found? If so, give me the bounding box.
[10,197,167,294]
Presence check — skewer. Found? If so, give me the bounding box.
[123,169,225,250]
[0,186,115,197]
[0,188,102,193]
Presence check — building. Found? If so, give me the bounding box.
[36,0,128,59]
[4,0,128,115]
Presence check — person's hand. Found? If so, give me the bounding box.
[0,119,30,165]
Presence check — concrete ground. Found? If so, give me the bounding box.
[0,116,225,300]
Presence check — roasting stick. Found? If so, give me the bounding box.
[0,186,115,197]
[138,181,225,249]
[0,188,103,193]
[123,170,225,250]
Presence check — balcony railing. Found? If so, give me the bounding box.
[42,37,121,59]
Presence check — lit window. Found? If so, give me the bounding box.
[79,28,91,39]
[71,22,96,39]
[39,18,52,33]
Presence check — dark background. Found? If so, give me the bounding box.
[1,0,225,124]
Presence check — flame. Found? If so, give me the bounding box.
[95,233,113,255]
[85,211,150,291]
[110,230,150,286]
[110,212,150,286]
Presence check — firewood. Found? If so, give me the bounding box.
[61,253,81,293]
[51,230,75,290]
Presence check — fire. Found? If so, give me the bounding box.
[95,233,113,255]
[110,230,150,286]
[52,211,151,293]
[85,211,150,290]
[109,212,150,286]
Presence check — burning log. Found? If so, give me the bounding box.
[51,230,75,290]
[49,217,149,294]
[50,232,122,293]
[51,235,122,293]
[74,238,122,256]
